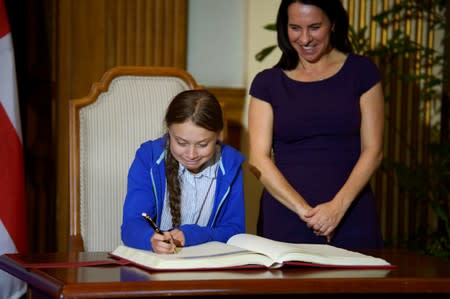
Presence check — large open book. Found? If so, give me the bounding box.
[110,233,393,271]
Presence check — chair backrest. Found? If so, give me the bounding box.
[69,66,200,252]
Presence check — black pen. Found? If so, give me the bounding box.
[141,213,177,252]
[141,212,163,234]
[141,212,172,242]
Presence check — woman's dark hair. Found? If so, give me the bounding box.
[274,0,353,70]
[164,89,223,227]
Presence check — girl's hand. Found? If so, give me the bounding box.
[169,228,185,248]
[150,231,177,254]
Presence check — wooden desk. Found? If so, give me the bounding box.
[1,249,450,298]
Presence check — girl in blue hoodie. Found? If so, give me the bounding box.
[121,89,246,253]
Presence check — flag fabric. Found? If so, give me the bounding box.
[0,0,28,297]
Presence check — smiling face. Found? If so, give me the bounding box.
[287,2,333,64]
[168,120,219,173]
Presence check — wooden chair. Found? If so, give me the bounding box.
[69,66,200,252]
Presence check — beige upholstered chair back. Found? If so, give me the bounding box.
[69,66,200,252]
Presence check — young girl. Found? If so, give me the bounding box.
[121,89,246,253]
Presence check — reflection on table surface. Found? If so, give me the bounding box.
[119,266,392,281]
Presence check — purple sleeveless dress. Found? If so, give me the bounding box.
[249,53,383,249]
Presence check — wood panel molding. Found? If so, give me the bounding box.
[207,87,246,125]
[207,87,246,150]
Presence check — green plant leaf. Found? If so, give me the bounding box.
[264,23,276,31]
[255,45,277,62]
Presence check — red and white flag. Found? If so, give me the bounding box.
[0,0,27,254]
[0,0,28,297]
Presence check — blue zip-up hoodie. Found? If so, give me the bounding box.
[121,135,246,250]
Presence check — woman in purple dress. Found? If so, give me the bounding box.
[248,0,385,249]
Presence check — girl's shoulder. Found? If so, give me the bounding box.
[219,143,245,168]
[136,136,166,163]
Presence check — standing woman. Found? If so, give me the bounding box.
[248,0,384,249]
[122,90,245,253]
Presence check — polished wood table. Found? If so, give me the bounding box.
[1,249,450,298]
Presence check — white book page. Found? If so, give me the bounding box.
[112,241,275,270]
[285,244,390,266]
[227,234,304,261]
[227,234,390,266]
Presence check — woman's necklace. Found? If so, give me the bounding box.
[296,51,345,82]
[297,60,327,81]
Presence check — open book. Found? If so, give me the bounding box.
[110,233,393,271]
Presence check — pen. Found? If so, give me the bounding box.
[142,213,178,253]
[141,212,163,234]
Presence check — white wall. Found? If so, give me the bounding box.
[187,0,281,233]
[187,0,245,87]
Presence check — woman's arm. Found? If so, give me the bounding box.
[248,97,311,220]
[306,82,385,236]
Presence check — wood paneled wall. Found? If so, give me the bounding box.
[56,0,188,252]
